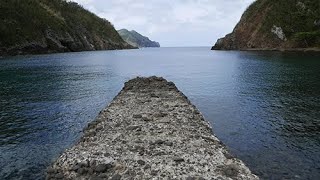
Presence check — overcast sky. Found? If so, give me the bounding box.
[71,0,255,47]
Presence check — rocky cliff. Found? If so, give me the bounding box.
[118,29,160,48]
[0,0,134,56]
[212,0,320,51]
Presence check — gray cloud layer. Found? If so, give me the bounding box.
[72,0,254,46]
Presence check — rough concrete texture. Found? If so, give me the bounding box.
[47,76,259,180]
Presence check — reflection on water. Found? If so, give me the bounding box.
[227,52,320,179]
[0,48,319,179]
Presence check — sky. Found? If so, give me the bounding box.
[71,0,255,47]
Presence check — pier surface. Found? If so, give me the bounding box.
[47,77,258,180]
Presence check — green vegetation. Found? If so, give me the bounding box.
[0,0,62,46]
[117,29,160,48]
[265,0,319,37]
[214,0,320,50]
[242,0,270,21]
[0,0,131,55]
[248,0,320,47]
[293,31,320,47]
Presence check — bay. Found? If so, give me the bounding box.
[0,47,319,179]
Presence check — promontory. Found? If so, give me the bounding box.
[0,0,134,56]
[212,0,320,51]
[117,29,160,48]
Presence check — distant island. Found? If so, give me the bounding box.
[118,29,160,48]
[212,0,320,51]
[0,0,134,56]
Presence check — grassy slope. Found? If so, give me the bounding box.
[118,29,160,48]
[246,0,320,47]
[214,0,320,50]
[0,0,126,49]
[118,29,139,47]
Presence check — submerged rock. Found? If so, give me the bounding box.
[47,76,258,179]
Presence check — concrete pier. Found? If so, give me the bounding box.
[47,76,258,180]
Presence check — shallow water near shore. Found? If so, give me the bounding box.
[0,47,319,179]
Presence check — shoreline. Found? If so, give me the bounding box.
[0,46,138,58]
[211,47,320,53]
[0,48,139,59]
[47,76,258,179]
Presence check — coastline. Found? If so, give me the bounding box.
[211,47,320,53]
[0,46,138,58]
[47,76,258,179]
[243,48,320,53]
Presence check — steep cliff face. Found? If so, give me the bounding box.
[212,0,320,50]
[118,29,160,48]
[0,0,134,56]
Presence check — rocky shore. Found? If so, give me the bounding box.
[47,77,258,180]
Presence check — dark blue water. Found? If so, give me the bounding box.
[0,47,319,179]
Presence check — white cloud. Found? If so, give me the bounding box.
[71,0,255,46]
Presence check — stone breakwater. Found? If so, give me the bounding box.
[47,77,258,180]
